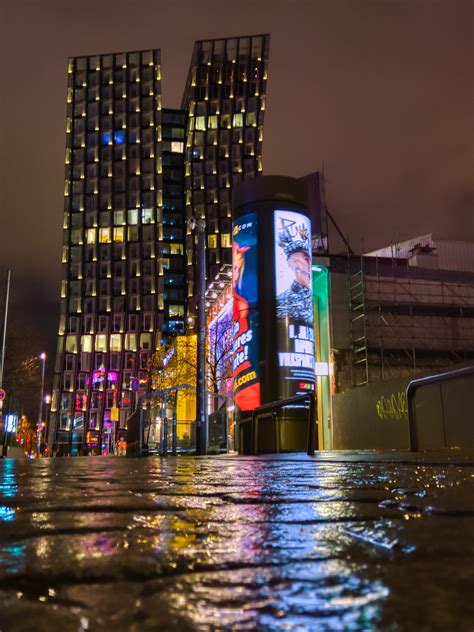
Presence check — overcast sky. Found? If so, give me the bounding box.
[0,0,472,352]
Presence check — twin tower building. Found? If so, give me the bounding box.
[49,35,270,453]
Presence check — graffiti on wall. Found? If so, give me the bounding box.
[376,391,408,421]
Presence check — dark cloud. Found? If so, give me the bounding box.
[0,0,472,348]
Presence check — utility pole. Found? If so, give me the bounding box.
[0,270,11,457]
[37,353,46,456]
[0,269,11,387]
[188,217,208,455]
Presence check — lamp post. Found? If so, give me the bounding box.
[0,270,11,458]
[43,394,51,456]
[37,352,46,456]
[187,216,208,455]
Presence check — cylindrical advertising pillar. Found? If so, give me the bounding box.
[232,176,316,447]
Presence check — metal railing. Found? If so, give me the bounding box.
[406,365,474,451]
[239,392,317,456]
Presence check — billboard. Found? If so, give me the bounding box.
[232,212,260,411]
[274,210,315,398]
[5,414,18,433]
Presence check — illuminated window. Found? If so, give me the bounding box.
[114,210,125,225]
[171,141,183,153]
[207,234,217,249]
[232,113,243,127]
[114,130,125,144]
[86,228,96,244]
[140,333,152,350]
[95,334,107,352]
[221,233,231,248]
[101,132,112,145]
[142,208,153,224]
[65,335,78,353]
[113,227,124,242]
[170,243,183,255]
[128,209,138,225]
[99,228,111,243]
[169,305,184,317]
[195,116,206,131]
[110,334,122,352]
[125,333,137,352]
[81,335,93,353]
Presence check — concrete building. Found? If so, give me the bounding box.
[318,237,474,450]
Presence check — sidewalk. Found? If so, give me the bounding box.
[0,451,473,630]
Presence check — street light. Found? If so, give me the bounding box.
[37,353,46,456]
[43,394,52,456]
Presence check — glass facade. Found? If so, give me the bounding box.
[50,36,270,455]
[161,109,187,337]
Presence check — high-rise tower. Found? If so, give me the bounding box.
[49,36,270,455]
[182,35,270,308]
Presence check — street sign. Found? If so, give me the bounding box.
[0,388,5,401]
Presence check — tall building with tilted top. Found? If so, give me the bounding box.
[182,35,270,310]
[48,35,270,455]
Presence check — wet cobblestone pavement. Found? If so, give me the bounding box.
[0,452,473,631]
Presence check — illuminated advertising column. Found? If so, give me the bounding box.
[274,210,315,398]
[232,212,261,412]
[232,176,316,421]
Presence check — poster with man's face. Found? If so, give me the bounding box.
[274,210,316,399]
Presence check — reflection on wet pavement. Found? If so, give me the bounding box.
[0,452,473,630]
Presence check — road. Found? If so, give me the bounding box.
[0,452,473,630]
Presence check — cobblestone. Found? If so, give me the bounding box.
[0,452,473,630]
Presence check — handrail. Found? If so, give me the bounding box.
[406,365,474,451]
[249,392,317,456]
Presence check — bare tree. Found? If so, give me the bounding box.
[207,310,233,412]
[148,316,234,416]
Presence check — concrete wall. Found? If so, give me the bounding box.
[332,376,410,449]
[332,371,474,450]
[414,374,474,449]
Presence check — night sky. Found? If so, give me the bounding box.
[0,0,472,357]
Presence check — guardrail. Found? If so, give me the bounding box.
[406,365,474,451]
[239,392,317,456]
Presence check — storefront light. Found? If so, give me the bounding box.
[315,362,329,376]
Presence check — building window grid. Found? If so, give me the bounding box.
[184,35,268,314]
[57,51,165,442]
[55,39,267,447]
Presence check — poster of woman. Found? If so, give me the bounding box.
[232,212,261,411]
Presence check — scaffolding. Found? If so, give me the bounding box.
[346,254,474,384]
[348,255,369,386]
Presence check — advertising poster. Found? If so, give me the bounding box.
[232,212,261,411]
[274,210,316,398]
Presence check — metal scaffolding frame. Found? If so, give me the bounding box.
[346,254,474,384]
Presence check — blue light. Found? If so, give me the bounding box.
[5,414,18,433]
[101,132,111,145]
[114,130,125,144]
[0,506,15,522]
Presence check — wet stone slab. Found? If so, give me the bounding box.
[0,452,473,631]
